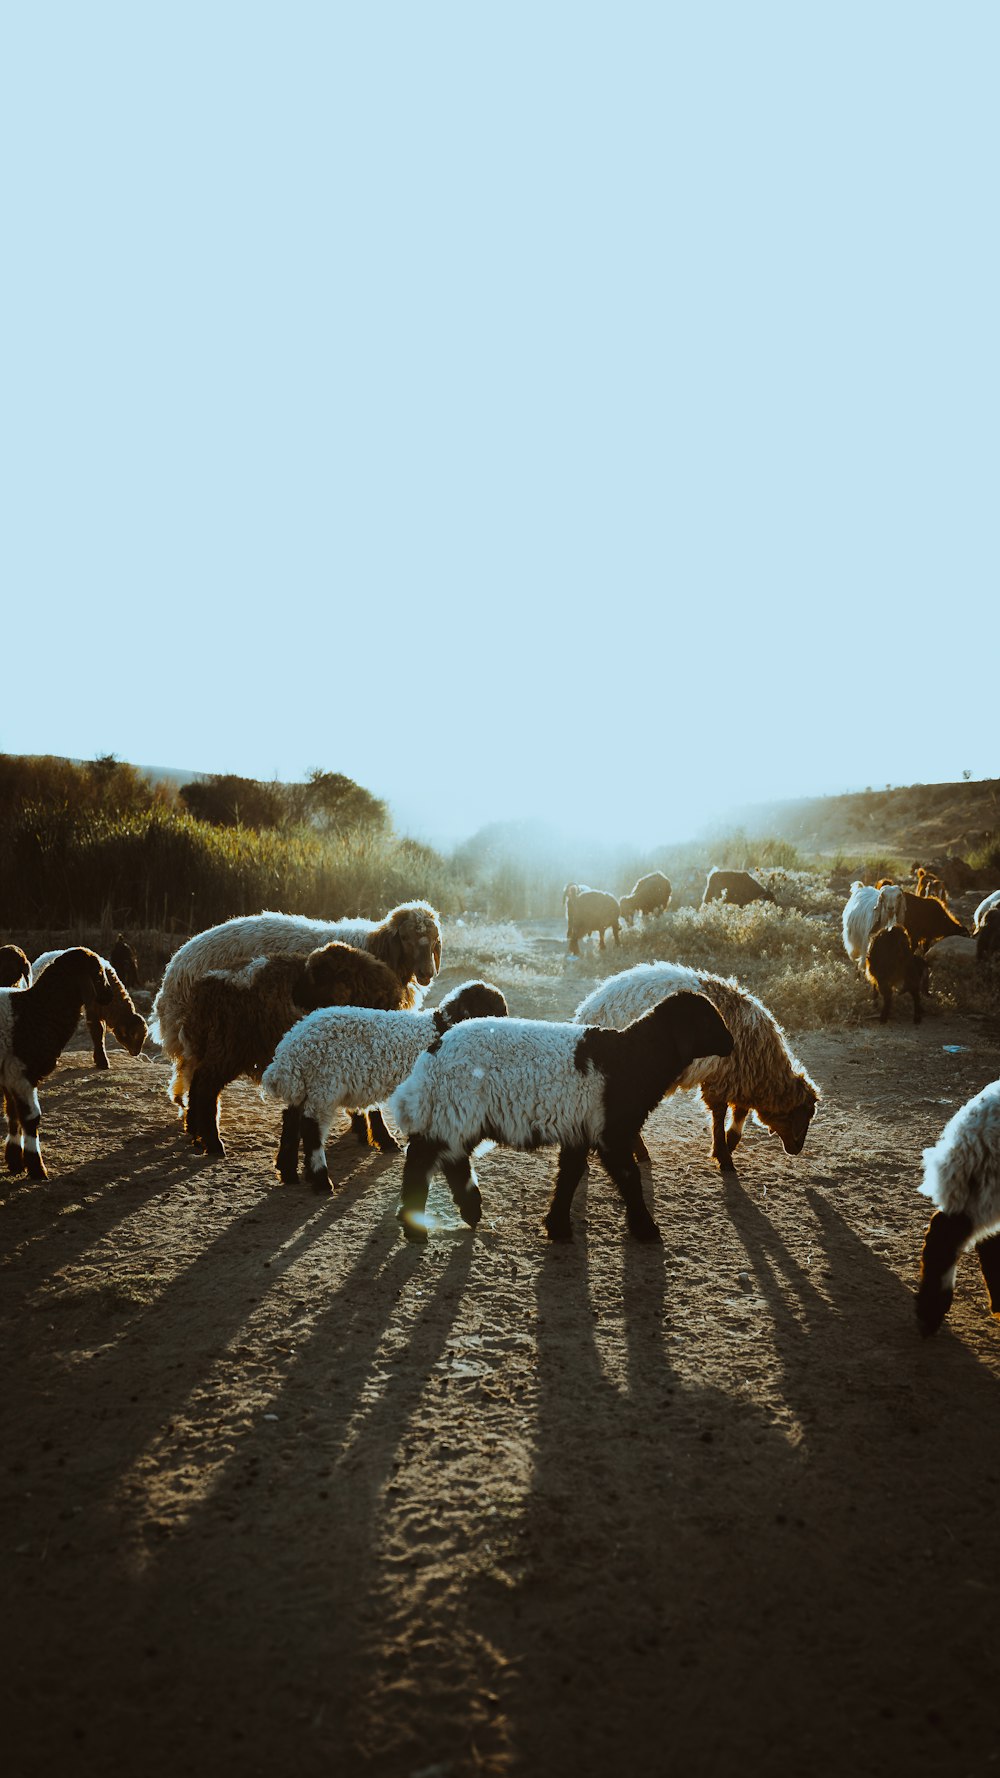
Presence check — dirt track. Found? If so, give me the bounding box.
[4,937,1000,1778]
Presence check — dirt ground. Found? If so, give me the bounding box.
[5,928,1000,1778]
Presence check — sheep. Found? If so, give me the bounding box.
[389,992,734,1244]
[973,890,1000,932]
[0,945,32,989]
[865,926,927,1024]
[914,1078,1000,1336]
[1,948,112,1179]
[841,881,906,968]
[31,950,147,1068]
[978,909,1000,966]
[260,980,510,1189]
[701,868,776,909]
[564,885,621,955]
[574,961,819,1173]
[109,932,140,989]
[913,867,949,904]
[900,890,968,952]
[619,872,672,926]
[150,901,442,1107]
[183,942,411,1159]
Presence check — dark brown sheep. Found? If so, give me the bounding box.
[701,869,776,909]
[901,890,968,952]
[109,933,140,989]
[564,886,621,955]
[183,941,411,1158]
[619,872,672,925]
[2,948,112,1179]
[865,926,927,1024]
[0,945,31,989]
[31,949,147,1069]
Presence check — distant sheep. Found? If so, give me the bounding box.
[619,872,672,926]
[865,927,927,1024]
[390,992,734,1243]
[575,961,818,1173]
[32,950,147,1068]
[1,948,112,1179]
[913,867,949,903]
[109,933,140,989]
[0,945,31,989]
[150,901,442,1106]
[564,885,621,956]
[183,942,411,1158]
[701,869,775,909]
[973,890,1000,933]
[261,980,509,1189]
[915,1078,1000,1335]
[841,881,906,968]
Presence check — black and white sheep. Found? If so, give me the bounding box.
[0,945,32,989]
[864,926,927,1024]
[388,993,734,1244]
[32,949,147,1068]
[564,885,621,955]
[1,948,112,1179]
[619,872,672,925]
[914,1078,1000,1335]
[182,942,411,1158]
[973,890,1000,933]
[260,980,509,1189]
[574,961,819,1173]
[150,901,442,1107]
[841,881,906,968]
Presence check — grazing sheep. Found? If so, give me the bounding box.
[150,901,442,1106]
[574,961,819,1173]
[841,881,906,968]
[261,980,509,1189]
[564,886,621,955]
[183,942,411,1158]
[973,890,1000,932]
[109,933,140,989]
[0,945,31,989]
[619,872,672,926]
[900,890,968,952]
[914,1078,1000,1335]
[865,927,927,1024]
[1,948,112,1179]
[701,869,776,909]
[32,950,147,1068]
[389,992,734,1244]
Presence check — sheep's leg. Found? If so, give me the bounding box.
[350,1112,370,1146]
[916,1210,974,1335]
[301,1115,331,1191]
[544,1145,588,1241]
[367,1107,401,1154]
[275,1106,302,1184]
[633,1130,651,1165]
[169,1054,193,1109]
[709,1102,736,1173]
[611,921,620,945]
[596,1141,661,1243]
[397,1135,440,1242]
[976,1234,1000,1316]
[186,1067,227,1158]
[4,1089,24,1174]
[911,984,923,1025]
[598,928,606,951]
[440,1153,482,1230]
[726,1105,750,1156]
[879,987,893,1023]
[11,1087,46,1180]
[87,1012,111,1070]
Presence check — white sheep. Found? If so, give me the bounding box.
[150,901,442,1107]
[259,980,509,1188]
[841,881,906,968]
[388,991,734,1244]
[2,948,112,1179]
[574,961,819,1172]
[915,1078,1000,1335]
[973,889,1000,932]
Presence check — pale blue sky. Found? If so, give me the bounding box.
[3,4,997,847]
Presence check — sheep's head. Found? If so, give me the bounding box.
[381,902,442,988]
[761,1085,818,1155]
[0,945,31,989]
[110,935,140,988]
[111,1007,148,1056]
[294,941,407,1012]
[437,980,509,1027]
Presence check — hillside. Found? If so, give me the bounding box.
[733,777,1000,860]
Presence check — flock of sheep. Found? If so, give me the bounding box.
[2,858,1000,1340]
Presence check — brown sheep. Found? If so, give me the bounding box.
[900,891,968,952]
[619,872,672,925]
[564,886,621,956]
[0,945,32,989]
[31,949,147,1069]
[109,933,140,988]
[2,948,113,1179]
[701,868,776,909]
[184,941,411,1158]
[912,867,949,903]
[865,926,927,1024]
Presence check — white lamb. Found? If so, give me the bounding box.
[842,881,906,968]
[915,1078,1000,1335]
[259,979,508,1189]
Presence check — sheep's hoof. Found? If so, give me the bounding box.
[25,1158,48,1182]
[628,1214,662,1243]
[372,1131,401,1155]
[5,1144,25,1175]
[543,1212,573,1242]
[276,1161,299,1186]
[457,1186,482,1229]
[716,1154,738,1175]
[397,1205,429,1243]
[307,1168,332,1192]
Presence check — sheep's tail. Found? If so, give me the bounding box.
[260,1051,307,1110]
[388,1059,433,1136]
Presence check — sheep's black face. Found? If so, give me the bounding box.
[769,1092,817,1155]
[117,1013,148,1056]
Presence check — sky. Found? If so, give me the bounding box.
[3,3,997,850]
